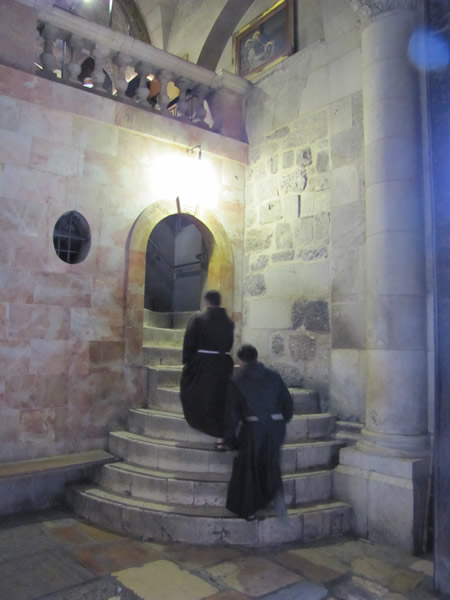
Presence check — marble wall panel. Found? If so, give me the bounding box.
[91,276,125,310]
[0,339,30,374]
[5,231,48,272]
[30,138,80,177]
[0,269,33,303]
[3,164,66,206]
[73,117,119,157]
[30,340,76,376]
[5,374,68,410]
[70,308,124,342]
[0,408,20,444]
[0,67,52,108]
[19,408,57,442]
[0,304,7,338]
[0,129,31,166]
[33,272,92,307]
[89,341,124,372]
[18,100,73,145]
[0,95,20,132]
[8,304,70,340]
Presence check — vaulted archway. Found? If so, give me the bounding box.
[125,199,234,365]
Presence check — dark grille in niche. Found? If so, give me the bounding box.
[53,210,91,264]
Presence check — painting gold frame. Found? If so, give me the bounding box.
[233,0,295,80]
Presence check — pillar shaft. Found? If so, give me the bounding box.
[360,9,428,456]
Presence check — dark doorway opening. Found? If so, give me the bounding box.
[144,213,213,312]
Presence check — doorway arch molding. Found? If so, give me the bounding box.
[125,199,234,365]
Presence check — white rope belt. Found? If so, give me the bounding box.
[197,349,231,355]
[246,413,284,422]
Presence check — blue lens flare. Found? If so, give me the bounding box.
[408,27,449,72]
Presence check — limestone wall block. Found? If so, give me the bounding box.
[245,297,292,330]
[306,111,329,144]
[297,245,328,263]
[314,214,330,241]
[314,191,331,214]
[271,333,286,357]
[331,200,365,249]
[293,216,314,243]
[330,97,353,136]
[275,223,293,250]
[331,302,366,349]
[331,165,359,207]
[244,274,266,297]
[250,254,269,272]
[299,66,330,115]
[330,127,363,168]
[329,349,366,420]
[265,261,329,298]
[272,250,295,262]
[260,198,282,225]
[331,247,361,300]
[289,333,316,361]
[245,227,273,252]
[329,49,361,104]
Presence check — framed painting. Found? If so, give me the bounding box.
[233,0,295,80]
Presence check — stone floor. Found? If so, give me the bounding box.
[0,507,446,600]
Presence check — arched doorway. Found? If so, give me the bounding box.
[144,213,213,312]
[125,200,234,365]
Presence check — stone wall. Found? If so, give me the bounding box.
[242,2,365,416]
[0,64,245,463]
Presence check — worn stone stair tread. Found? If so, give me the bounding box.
[74,483,349,518]
[102,460,334,483]
[111,429,338,450]
[132,407,332,421]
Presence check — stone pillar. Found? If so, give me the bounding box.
[334,0,430,553]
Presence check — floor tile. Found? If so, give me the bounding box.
[262,580,328,600]
[114,559,218,600]
[34,575,141,600]
[73,540,161,575]
[161,543,243,569]
[351,557,424,593]
[77,522,129,543]
[205,556,301,597]
[0,523,62,562]
[0,549,93,600]
[204,590,251,600]
[275,551,342,583]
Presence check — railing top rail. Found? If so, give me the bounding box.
[37,4,250,95]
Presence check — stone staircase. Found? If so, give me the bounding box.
[68,309,351,546]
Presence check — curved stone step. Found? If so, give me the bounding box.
[143,325,184,347]
[148,366,182,388]
[144,310,194,329]
[128,408,336,444]
[97,461,334,508]
[108,431,342,474]
[147,386,320,416]
[142,346,183,366]
[68,483,351,546]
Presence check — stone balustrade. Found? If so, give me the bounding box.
[34,4,250,141]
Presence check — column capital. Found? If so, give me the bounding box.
[350,0,419,23]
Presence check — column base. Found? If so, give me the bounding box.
[357,428,430,457]
[333,446,430,553]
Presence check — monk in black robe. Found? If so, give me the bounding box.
[224,344,293,520]
[180,290,234,450]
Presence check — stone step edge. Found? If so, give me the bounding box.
[110,430,341,451]
[154,385,319,396]
[131,407,334,421]
[71,483,350,519]
[102,460,335,483]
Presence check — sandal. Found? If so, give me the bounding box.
[214,442,226,452]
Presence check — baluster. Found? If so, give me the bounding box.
[157,70,173,116]
[175,77,191,119]
[135,62,152,104]
[114,53,132,99]
[39,23,60,76]
[66,35,85,84]
[91,45,109,92]
[193,84,208,124]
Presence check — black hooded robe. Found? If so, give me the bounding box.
[179,306,234,438]
[224,362,293,519]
